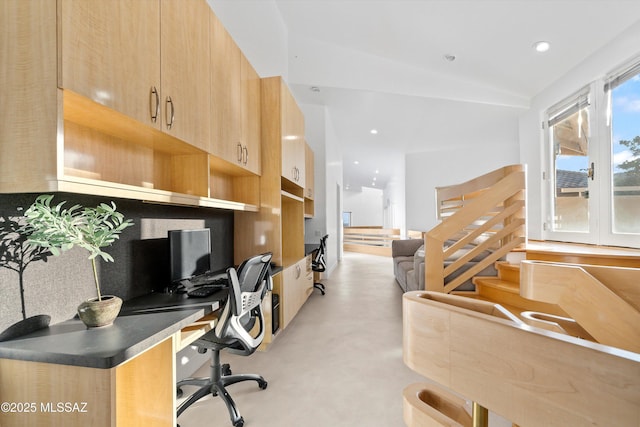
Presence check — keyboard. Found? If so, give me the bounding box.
[187,285,222,298]
[189,272,226,287]
[186,277,229,298]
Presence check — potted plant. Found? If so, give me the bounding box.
[23,195,133,328]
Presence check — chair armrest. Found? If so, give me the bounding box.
[391,239,424,258]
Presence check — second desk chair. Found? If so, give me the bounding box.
[312,234,328,295]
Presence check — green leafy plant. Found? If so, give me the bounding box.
[23,195,134,301]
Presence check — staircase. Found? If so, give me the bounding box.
[404,164,640,427]
[467,259,568,317]
[425,164,526,293]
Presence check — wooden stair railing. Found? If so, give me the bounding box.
[520,260,640,354]
[343,227,400,257]
[402,291,640,427]
[425,164,526,293]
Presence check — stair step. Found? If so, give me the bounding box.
[473,277,520,294]
[495,261,520,283]
[471,277,567,317]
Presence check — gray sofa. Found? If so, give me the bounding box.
[392,238,499,292]
[392,239,425,292]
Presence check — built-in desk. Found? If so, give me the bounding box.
[0,291,226,427]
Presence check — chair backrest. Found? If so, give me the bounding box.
[214,252,272,355]
[312,234,328,272]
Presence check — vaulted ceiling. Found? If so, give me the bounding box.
[272,0,640,191]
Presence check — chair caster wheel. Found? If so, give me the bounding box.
[176,387,183,398]
[233,417,244,427]
[258,380,268,390]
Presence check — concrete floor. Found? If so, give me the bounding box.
[176,252,510,427]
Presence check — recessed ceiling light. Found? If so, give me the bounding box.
[353,160,359,165]
[443,54,456,62]
[533,41,550,53]
[370,129,378,134]
[373,177,377,181]
[372,182,376,186]
[375,169,379,174]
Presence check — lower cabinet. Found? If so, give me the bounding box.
[0,337,175,426]
[279,256,313,330]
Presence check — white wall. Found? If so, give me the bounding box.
[383,171,405,235]
[406,142,520,232]
[323,111,343,267]
[519,21,640,240]
[343,187,384,226]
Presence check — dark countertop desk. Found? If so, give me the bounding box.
[0,290,226,369]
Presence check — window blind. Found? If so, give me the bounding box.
[604,57,640,92]
[547,87,590,128]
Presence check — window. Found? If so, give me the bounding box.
[546,87,592,235]
[544,56,640,248]
[606,60,640,237]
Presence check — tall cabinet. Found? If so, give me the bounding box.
[235,77,313,332]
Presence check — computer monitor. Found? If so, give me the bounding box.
[168,228,211,283]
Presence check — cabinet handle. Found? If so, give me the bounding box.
[150,86,159,123]
[243,146,248,165]
[237,142,243,163]
[295,265,301,279]
[166,96,174,130]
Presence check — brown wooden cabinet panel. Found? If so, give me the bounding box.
[280,256,313,329]
[241,54,262,175]
[0,337,175,427]
[59,0,161,130]
[281,84,305,188]
[160,0,211,150]
[211,11,241,162]
[2,0,257,211]
[211,10,261,175]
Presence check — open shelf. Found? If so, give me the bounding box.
[61,90,258,211]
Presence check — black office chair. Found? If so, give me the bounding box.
[312,234,328,295]
[176,252,273,427]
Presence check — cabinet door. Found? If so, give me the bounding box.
[240,54,262,175]
[59,0,161,129]
[160,0,210,150]
[281,263,299,328]
[281,258,313,329]
[281,84,305,187]
[210,10,241,163]
[305,142,314,200]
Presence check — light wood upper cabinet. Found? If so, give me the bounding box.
[59,0,161,129]
[210,11,261,174]
[210,11,241,163]
[304,141,315,217]
[240,55,262,175]
[160,0,210,150]
[2,0,259,211]
[59,0,210,151]
[281,85,305,188]
[304,141,314,200]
